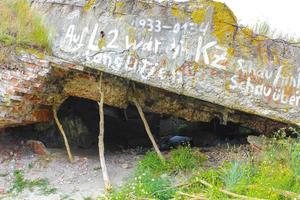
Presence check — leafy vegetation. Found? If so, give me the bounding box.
[8,170,57,196]
[105,146,206,200]
[0,0,50,51]
[103,128,300,200]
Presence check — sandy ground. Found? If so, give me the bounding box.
[0,132,142,200]
[203,144,252,167]
[0,131,252,200]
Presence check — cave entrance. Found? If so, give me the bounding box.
[6,96,258,151]
[35,96,160,150]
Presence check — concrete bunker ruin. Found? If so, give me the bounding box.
[1,0,299,148]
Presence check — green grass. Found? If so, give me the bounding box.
[103,129,300,200]
[136,146,207,175]
[221,161,247,190]
[0,0,50,51]
[184,129,300,200]
[109,171,175,200]
[8,170,57,196]
[168,146,208,175]
[83,197,93,200]
[104,146,207,200]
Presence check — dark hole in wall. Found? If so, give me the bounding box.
[6,97,260,150]
[158,116,258,148]
[35,96,161,150]
[6,97,160,150]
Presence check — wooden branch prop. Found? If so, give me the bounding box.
[133,99,165,162]
[177,191,208,200]
[198,179,266,200]
[153,178,267,200]
[53,106,74,163]
[97,74,112,192]
[249,185,300,199]
[273,189,300,199]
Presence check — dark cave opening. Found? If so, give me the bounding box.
[7,96,258,151]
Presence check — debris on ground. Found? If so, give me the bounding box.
[0,133,140,199]
[0,131,256,199]
[159,136,194,151]
[26,140,49,156]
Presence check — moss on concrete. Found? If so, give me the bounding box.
[191,9,206,24]
[82,0,96,13]
[171,5,187,21]
[209,1,237,46]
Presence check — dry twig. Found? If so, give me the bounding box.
[249,185,300,200]
[97,73,112,192]
[273,188,300,199]
[198,179,266,200]
[176,191,208,200]
[133,98,165,162]
[53,106,74,163]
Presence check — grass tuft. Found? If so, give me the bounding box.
[221,161,245,190]
[8,170,57,196]
[252,20,300,44]
[168,146,207,173]
[106,147,207,200]
[104,129,300,200]
[0,0,50,51]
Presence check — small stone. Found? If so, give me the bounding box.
[121,163,129,169]
[0,188,4,194]
[15,163,23,169]
[26,140,49,155]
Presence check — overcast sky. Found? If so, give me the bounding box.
[218,0,300,38]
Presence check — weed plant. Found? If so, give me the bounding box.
[8,170,57,196]
[0,0,50,52]
[105,129,300,200]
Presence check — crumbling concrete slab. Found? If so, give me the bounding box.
[0,0,297,132]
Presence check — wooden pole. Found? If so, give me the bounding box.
[53,106,74,163]
[97,74,112,192]
[133,99,165,162]
[177,191,208,200]
[198,179,265,200]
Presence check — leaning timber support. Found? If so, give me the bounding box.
[133,98,165,162]
[97,74,112,192]
[53,106,74,163]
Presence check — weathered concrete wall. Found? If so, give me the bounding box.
[33,0,300,125]
[0,51,285,133]
[0,0,297,132]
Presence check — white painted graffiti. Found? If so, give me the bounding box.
[229,59,300,107]
[59,18,300,108]
[60,17,300,109]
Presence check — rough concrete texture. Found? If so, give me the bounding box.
[0,0,296,132]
